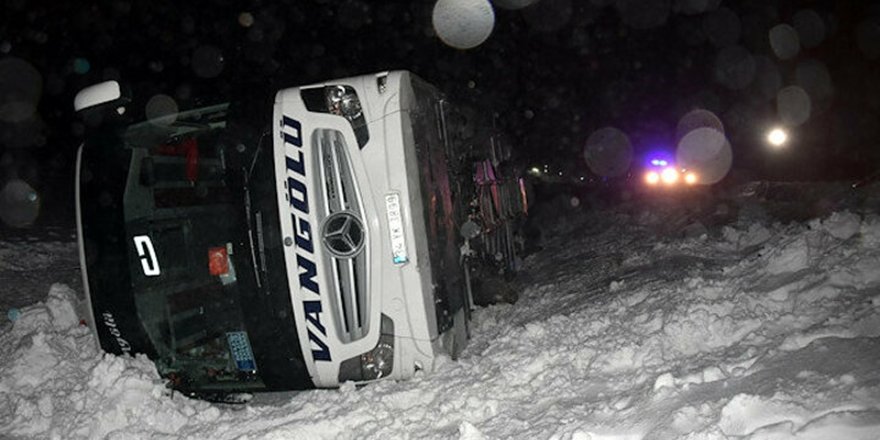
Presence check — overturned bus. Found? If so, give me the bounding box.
[73,71,528,399]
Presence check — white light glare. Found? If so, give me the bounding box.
[645,171,660,185]
[767,127,788,147]
[661,167,679,184]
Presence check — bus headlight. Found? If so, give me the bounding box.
[326,85,363,120]
[360,339,394,379]
[338,315,395,382]
[300,85,370,148]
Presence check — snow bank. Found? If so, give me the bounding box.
[2,203,880,439]
[0,284,212,439]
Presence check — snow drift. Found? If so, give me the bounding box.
[2,187,880,439]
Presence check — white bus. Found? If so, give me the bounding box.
[74,71,524,398]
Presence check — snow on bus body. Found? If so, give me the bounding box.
[273,70,470,388]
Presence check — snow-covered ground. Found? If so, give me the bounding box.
[2,183,880,439]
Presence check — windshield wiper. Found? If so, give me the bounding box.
[247,131,269,181]
[243,170,263,289]
[243,130,271,288]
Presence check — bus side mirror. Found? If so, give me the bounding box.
[74,80,130,112]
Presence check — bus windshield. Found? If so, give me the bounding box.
[78,102,312,394]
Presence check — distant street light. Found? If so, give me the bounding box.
[767,127,789,147]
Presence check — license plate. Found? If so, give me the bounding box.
[385,193,409,264]
[226,331,257,372]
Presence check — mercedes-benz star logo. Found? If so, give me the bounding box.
[321,212,365,258]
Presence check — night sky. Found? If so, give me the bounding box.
[1,0,879,229]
